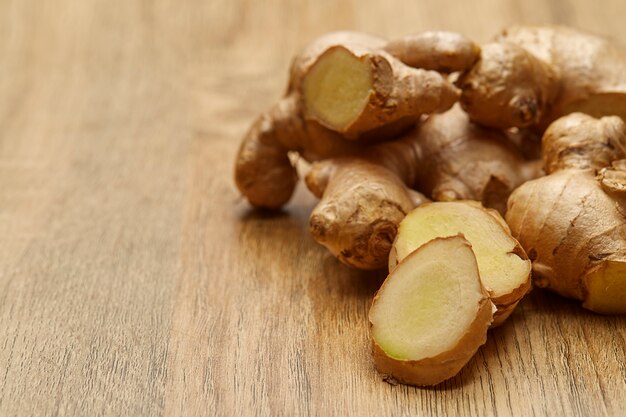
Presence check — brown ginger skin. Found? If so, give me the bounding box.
[235,31,479,209]
[307,159,428,270]
[235,95,360,209]
[506,113,626,314]
[307,106,541,270]
[383,31,481,73]
[459,26,626,131]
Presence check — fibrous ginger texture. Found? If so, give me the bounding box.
[506,113,626,314]
[306,106,540,270]
[370,236,493,386]
[235,31,477,209]
[390,201,531,325]
[459,25,626,131]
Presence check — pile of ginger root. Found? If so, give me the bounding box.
[234,25,626,387]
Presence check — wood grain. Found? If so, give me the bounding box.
[0,0,625,416]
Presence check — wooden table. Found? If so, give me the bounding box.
[1,1,625,416]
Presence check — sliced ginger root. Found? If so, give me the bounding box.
[390,201,531,326]
[301,36,462,137]
[235,31,479,209]
[506,113,626,314]
[370,235,493,386]
[302,48,374,131]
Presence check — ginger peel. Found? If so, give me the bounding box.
[506,113,626,314]
[235,31,479,209]
[306,106,540,270]
[459,25,626,131]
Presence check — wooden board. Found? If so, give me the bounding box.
[0,0,625,415]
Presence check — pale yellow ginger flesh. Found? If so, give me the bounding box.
[373,243,484,359]
[303,48,373,130]
[584,261,626,314]
[370,236,493,386]
[390,201,531,323]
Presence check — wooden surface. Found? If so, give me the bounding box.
[1,1,625,416]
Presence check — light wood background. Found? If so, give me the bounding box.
[1,0,625,416]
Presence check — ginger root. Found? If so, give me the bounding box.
[459,26,626,131]
[306,106,540,270]
[235,31,479,209]
[383,31,481,73]
[506,113,626,314]
[390,201,531,325]
[369,236,494,386]
[301,32,463,137]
